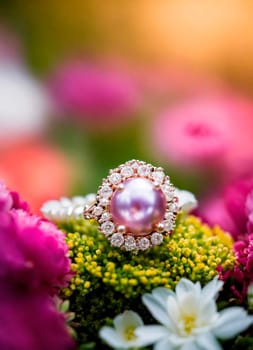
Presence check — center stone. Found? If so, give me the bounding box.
[110,177,166,235]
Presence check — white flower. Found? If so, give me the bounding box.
[175,189,198,213]
[41,194,96,222]
[0,63,50,143]
[99,310,159,349]
[137,277,253,350]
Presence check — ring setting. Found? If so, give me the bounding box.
[84,160,179,251]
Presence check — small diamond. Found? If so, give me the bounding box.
[163,220,174,232]
[100,212,111,222]
[165,212,174,220]
[138,165,150,177]
[99,198,109,207]
[152,171,164,184]
[109,173,121,185]
[121,166,134,178]
[169,202,178,212]
[162,184,174,201]
[93,206,103,216]
[138,237,150,250]
[151,232,163,245]
[124,236,136,251]
[131,161,139,169]
[111,233,124,247]
[99,185,113,199]
[101,221,115,235]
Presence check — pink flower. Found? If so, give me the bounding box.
[0,181,13,211]
[0,180,29,212]
[0,182,74,349]
[152,96,253,176]
[0,209,71,294]
[218,234,253,303]
[0,287,75,350]
[0,63,50,146]
[137,65,227,108]
[197,177,253,240]
[51,61,139,128]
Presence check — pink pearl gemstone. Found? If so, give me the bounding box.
[110,178,166,235]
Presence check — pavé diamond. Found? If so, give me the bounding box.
[124,236,136,251]
[151,232,163,245]
[138,165,150,177]
[163,220,173,232]
[101,221,115,235]
[109,173,121,185]
[121,166,134,178]
[169,202,178,212]
[99,198,109,207]
[99,185,113,199]
[162,184,174,201]
[93,206,103,216]
[131,161,139,169]
[100,212,111,222]
[138,237,150,250]
[165,212,174,220]
[152,171,164,184]
[111,233,124,247]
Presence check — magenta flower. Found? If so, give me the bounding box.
[197,177,253,240]
[0,181,13,211]
[0,180,29,212]
[51,62,139,128]
[0,182,74,349]
[152,96,253,175]
[0,287,74,350]
[218,234,253,303]
[0,209,71,294]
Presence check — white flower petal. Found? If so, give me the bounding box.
[168,334,191,346]
[198,300,217,325]
[114,310,143,335]
[176,279,201,300]
[41,194,96,221]
[196,332,223,350]
[135,325,169,347]
[213,307,253,339]
[142,277,252,349]
[0,64,50,142]
[166,296,183,331]
[175,189,198,213]
[142,293,172,327]
[154,338,176,350]
[181,341,202,350]
[201,276,223,302]
[99,326,126,348]
[152,287,175,305]
[177,293,200,317]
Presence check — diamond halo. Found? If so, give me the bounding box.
[84,160,179,252]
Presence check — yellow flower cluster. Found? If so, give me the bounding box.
[60,214,234,299]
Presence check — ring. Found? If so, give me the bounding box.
[84,160,179,251]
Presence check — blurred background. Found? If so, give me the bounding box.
[1,0,253,213]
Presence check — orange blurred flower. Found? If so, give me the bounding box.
[0,140,74,213]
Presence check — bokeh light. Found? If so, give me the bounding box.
[1,0,253,208]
